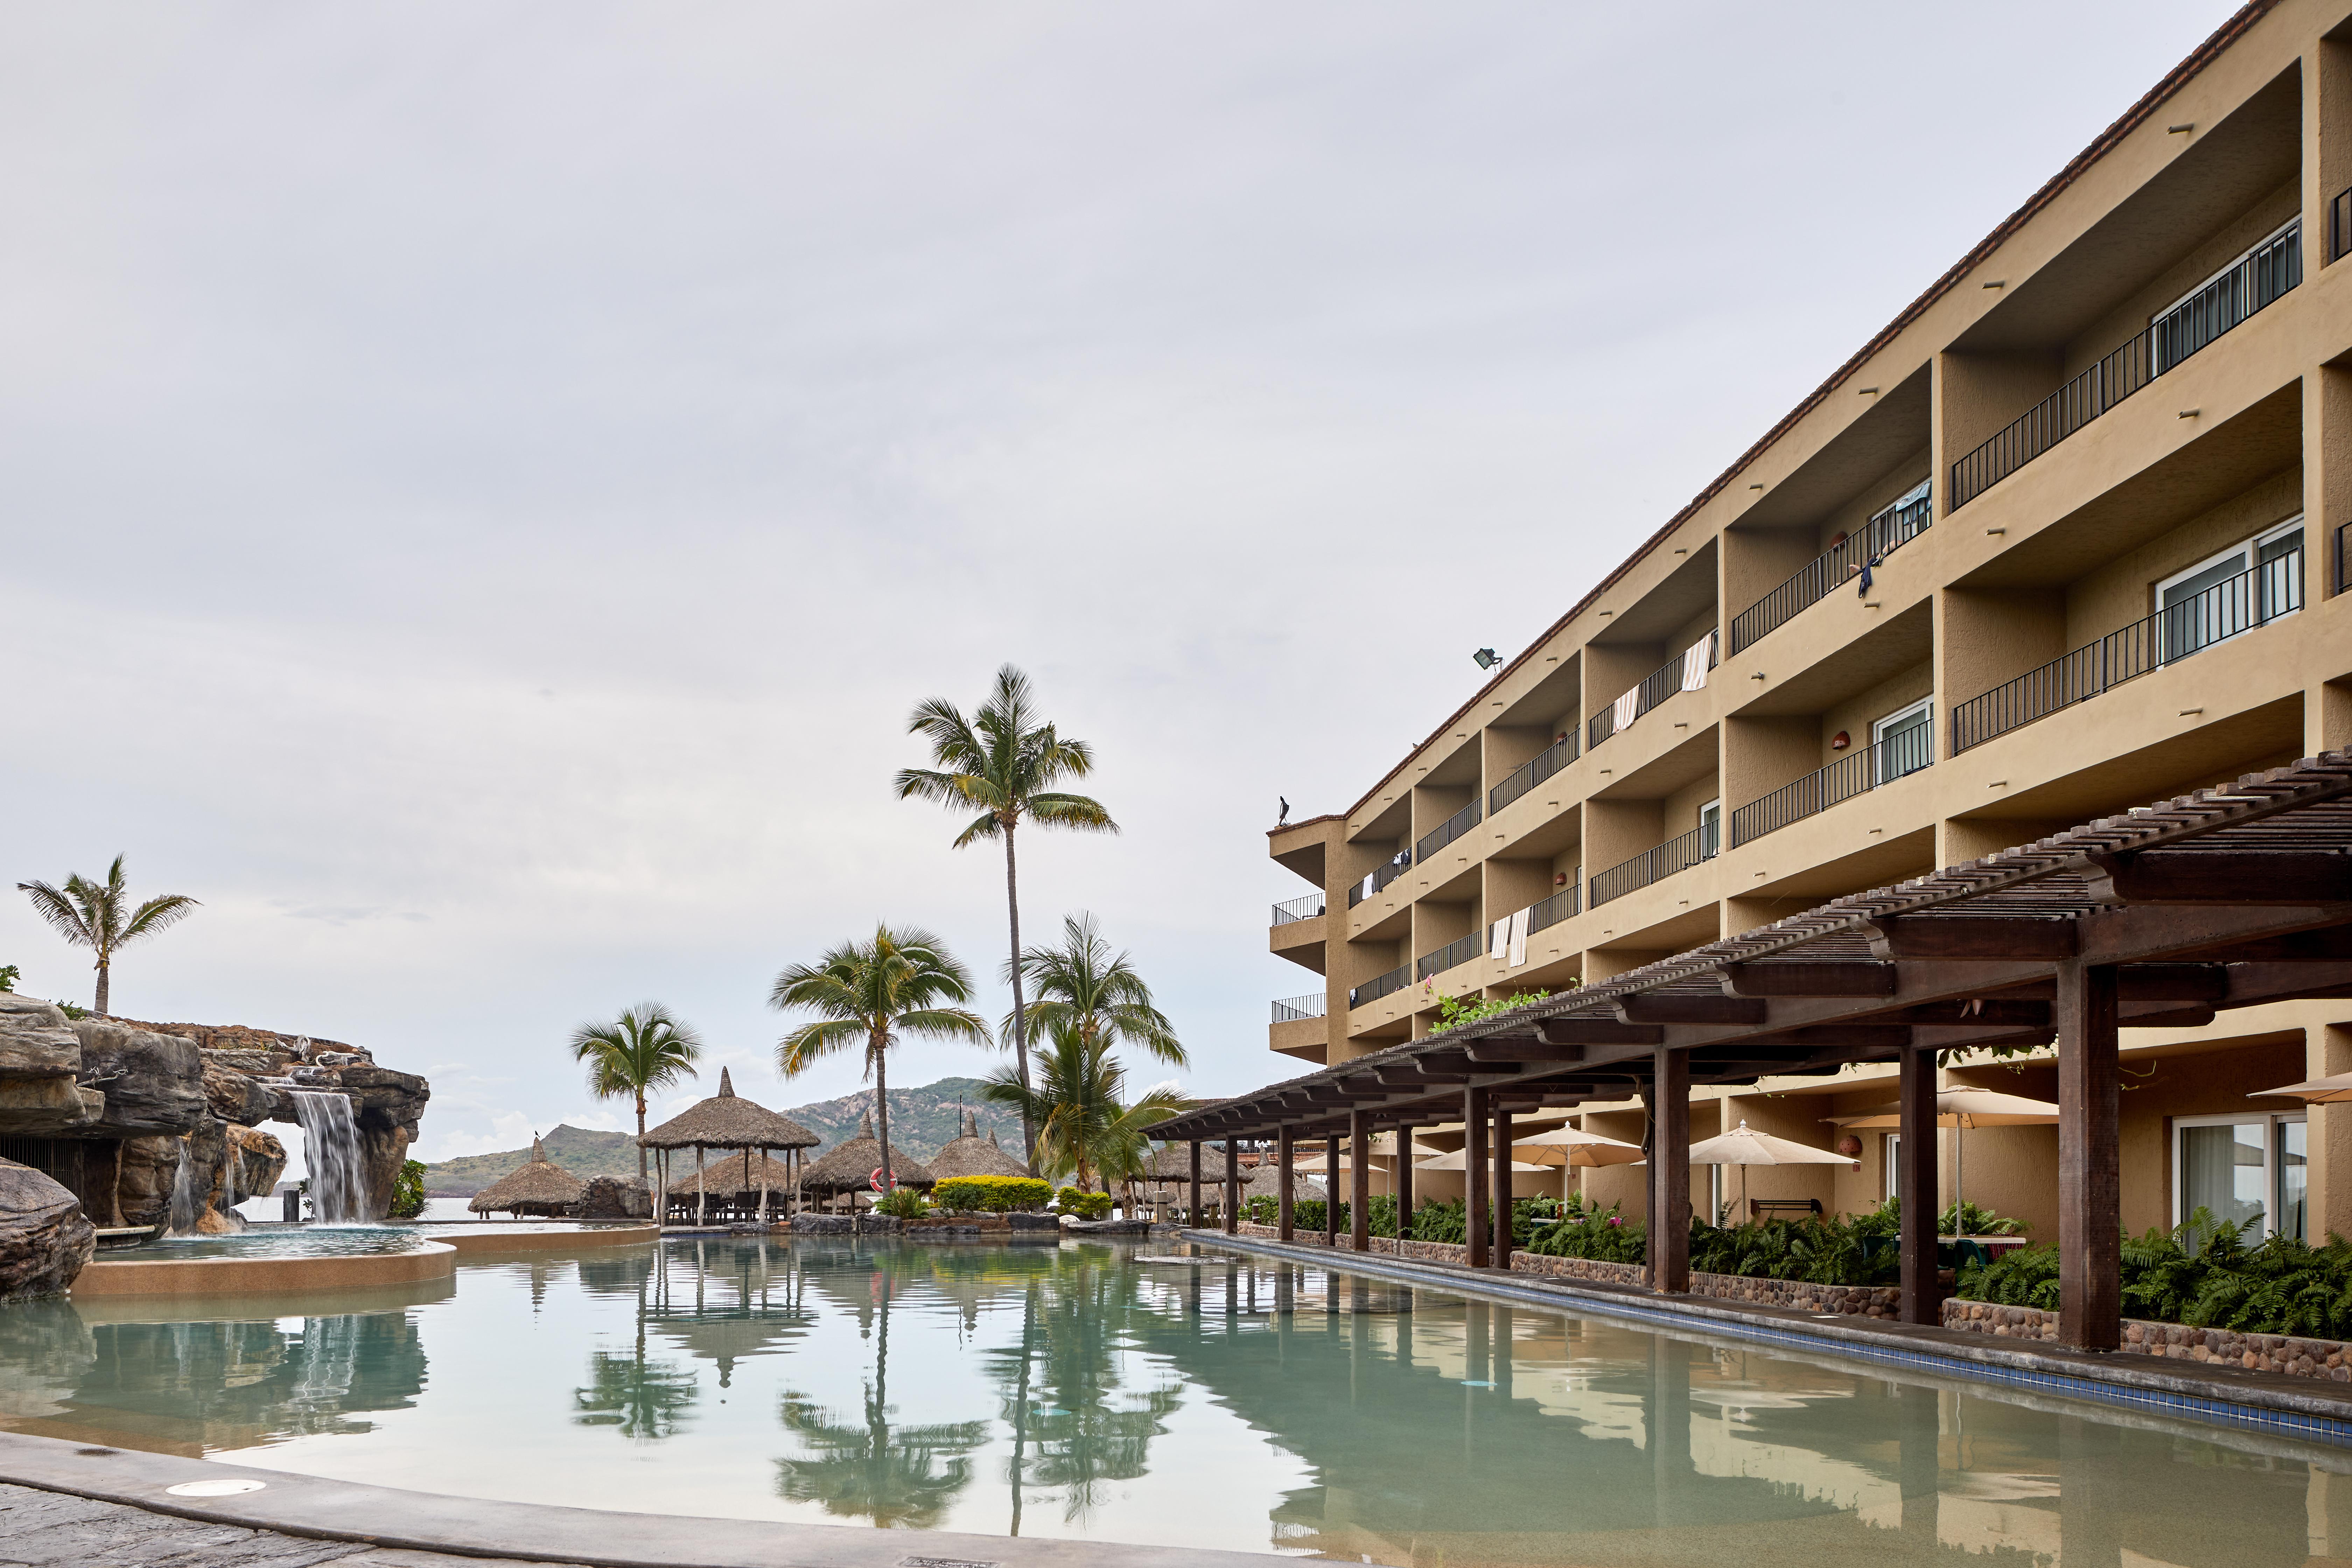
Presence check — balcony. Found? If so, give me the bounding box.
[1414,932,1482,982]
[1952,219,2300,509]
[2331,186,2352,264]
[1272,992,1325,1023]
[1415,799,1482,863]
[1489,883,1580,948]
[1951,546,2301,753]
[1490,732,1578,814]
[1271,892,1325,926]
[1345,851,1412,908]
[2337,521,2350,593]
[1349,964,1411,1009]
[1591,820,1720,908]
[1729,729,1932,848]
[1728,486,1930,654]
[1588,631,1719,749]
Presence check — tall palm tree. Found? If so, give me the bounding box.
[570,1003,704,1178]
[771,925,988,1191]
[895,665,1115,1163]
[980,1022,1185,1196]
[1008,912,1186,1069]
[16,854,199,1015]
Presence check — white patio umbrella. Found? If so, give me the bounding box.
[1513,1125,1646,1169]
[1414,1148,1555,1173]
[1686,1120,1853,1223]
[1829,1088,2059,1223]
[2252,1071,2352,1103]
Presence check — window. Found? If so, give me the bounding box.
[2155,517,2303,663]
[2174,1113,2306,1240]
[1868,479,1933,548]
[1698,800,1722,860]
[1871,699,1933,784]
[1883,1132,1902,1202]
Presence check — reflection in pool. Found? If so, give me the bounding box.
[113,1226,436,1260]
[0,1237,2334,1564]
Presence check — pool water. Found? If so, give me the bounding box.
[0,1236,2336,1564]
[118,1227,434,1259]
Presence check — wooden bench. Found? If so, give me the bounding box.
[1747,1198,1823,1221]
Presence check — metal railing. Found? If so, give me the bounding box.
[1591,822,1718,907]
[1729,728,1933,848]
[1345,851,1412,908]
[1952,220,2300,509]
[1272,993,1326,1023]
[1271,892,1325,925]
[1729,491,1931,653]
[1490,884,1580,951]
[1415,932,1484,982]
[1588,630,1719,749]
[1490,731,1578,814]
[2332,187,2352,264]
[1415,798,1482,863]
[1348,964,1412,1009]
[2337,521,2350,593]
[1951,547,2302,752]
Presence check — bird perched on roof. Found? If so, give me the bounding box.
[1278,797,1290,825]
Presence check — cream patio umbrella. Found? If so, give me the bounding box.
[1513,1125,1646,1168]
[2252,1071,2352,1102]
[1686,1120,1853,1223]
[1829,1088,2059,1224]
[1414,1148,1556,1174]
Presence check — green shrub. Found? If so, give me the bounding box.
[1429,989,1551,1035]
[933,1175,1053,1213]
[1055,1186,1113,1220]
[0,965,17,993]
[389,1159,428,1221]
[873,1186,931,1220]
[1526,1197,1648,1266]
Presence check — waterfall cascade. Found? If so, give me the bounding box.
[165,1141,201,1237]
[293,1090,369,1226]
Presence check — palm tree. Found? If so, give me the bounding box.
[1009,912,1186,1069]
[570,1003,704,1179]
[16,854,199,1015]
[980,1022,1185,1196]
[895,665,1115,1163]
[770,925,988,1191]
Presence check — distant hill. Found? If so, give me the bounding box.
[420,1076,1020,1195]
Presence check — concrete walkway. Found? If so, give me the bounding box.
[0,1480,568,1567]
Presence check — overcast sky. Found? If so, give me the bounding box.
[0,2,2239,1171]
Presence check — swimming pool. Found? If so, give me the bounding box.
[0,1236,2332,1563]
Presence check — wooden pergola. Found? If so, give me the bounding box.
[1150,750,2352,1351]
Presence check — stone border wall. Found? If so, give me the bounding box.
[1943,1297,2352,1381]
[1231,1224,1899,1317]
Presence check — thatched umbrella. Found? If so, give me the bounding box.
[799,1114,936,1212]
[469,1134,586,1218]
[926,1110,1031,1181]
[639,1067,821,1227]
[664,1150,800,1216]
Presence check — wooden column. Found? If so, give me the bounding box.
[1223,1140,1240,1234]
[1491,1099,1513,1268]
[1647,1049,1690,1293]
[1276,1126,1296,1242]
[1898,1046,1940,1324]
[1188,1140,1201,1227]
[1464,1087,1490,1269]
[2058,960,2122,1351]
[1324,1136,1341,1248]
[1394,1122,1414,1240]
[1349,1110,1371,1253]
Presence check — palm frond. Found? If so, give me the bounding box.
[120,892,202,944]
[1024,792,1118,833]
[15,880,94,947]
[777,1018,866,1076]
[895,1006,990,1044]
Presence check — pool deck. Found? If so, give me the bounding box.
[1183,1227,2352,1446]
[72,1224,660,1298]
[0,1432,1275,1568]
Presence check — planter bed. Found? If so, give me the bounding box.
[1944,1298,2352,1380]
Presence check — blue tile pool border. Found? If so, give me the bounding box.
[1182,1229,2352,1447]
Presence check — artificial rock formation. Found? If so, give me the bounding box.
[0,1158,94,1300]
[577,1175,653,1220]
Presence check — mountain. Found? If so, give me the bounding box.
[419,1076,1021,1196]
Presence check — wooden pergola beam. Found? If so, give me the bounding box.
[2087,850,2352,905]
[1721,961,1896,997]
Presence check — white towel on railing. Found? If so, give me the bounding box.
[1681,635,1713,693]
[1489,918,1508,961]
[1612,687,1639,733]
[1506,908,1530,968]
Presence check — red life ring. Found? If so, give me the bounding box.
[869,1167,889,1193]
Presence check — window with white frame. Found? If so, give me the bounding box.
[1883,1132,1902,1202]
[1698,799,1722,860]
[1871,699,1933,784]
[2174,1112,2307,1240]
[2154,517,2304,664]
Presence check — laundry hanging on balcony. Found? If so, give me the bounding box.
[1506,907,1530,968]
[1612,687,1640,733]
[1680,635,1713,693]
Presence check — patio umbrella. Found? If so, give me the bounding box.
[1413,1148,1555,1173]
[1829,1088,2059,1223]
[1513,1125,1646,1168]
[468,1133,587,1218]
[2252,1071,2352,1103]
[1686,1121,1852,1223]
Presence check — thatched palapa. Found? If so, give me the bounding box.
[925,1110,1031,1181]
[1141,1143,1228,1183]
[664,1149,799,1200]
[469,1134,587,1217]
[800,1114,935,1205]
[638,1067,821,1227]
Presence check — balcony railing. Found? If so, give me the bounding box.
[1489,884,1581,951]
[1415,932,1483,982]
[1729,728,1933,848]
[1272,993,1326,1023]
[1271,892,1325,926]
[1349,964,1412,1009]
[1951,547,2302,752]
[2332,186,2352,264]
[1588,630,1720,749]
[1345,851,1412,908]
[1952,220,2300,509]
[2337,521,2350,593]
[1591,822,1719,907]
[1416,799,1483,863]
[1490,732,1578,814]
[1728,489,1931,654]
